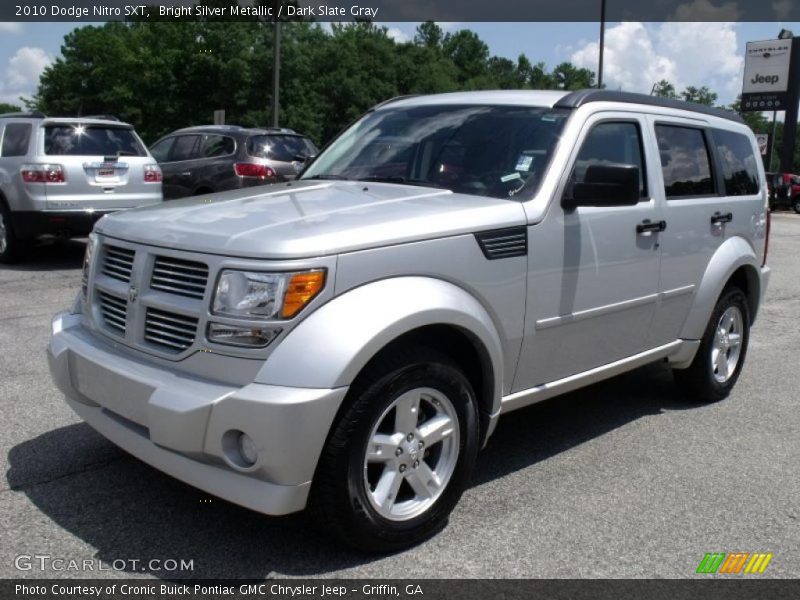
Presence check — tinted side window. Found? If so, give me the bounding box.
[199,134,235,158]
[1,123,32,157]
[170,135,199,161]
[655,125,714,198]
[713,130,760,196]
[150,137,175,162]
[573,121,647,196]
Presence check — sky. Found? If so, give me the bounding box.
[1,21,799,108]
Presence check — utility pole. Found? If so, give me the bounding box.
[598,0,606,88]
[272,19,281,128]
[780,35,800,173]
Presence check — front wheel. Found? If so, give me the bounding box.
[673,287,750,402]
[793,197,800,214]
[310,347,479,552]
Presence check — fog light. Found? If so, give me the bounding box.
[238,432,258,466]
[207,323,281,347]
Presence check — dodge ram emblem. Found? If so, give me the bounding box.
[128,286,138,303]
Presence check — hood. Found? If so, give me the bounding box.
[95,180,527,259]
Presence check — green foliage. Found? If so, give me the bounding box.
[0,102,22,114]
[681,85,717,106]
[651,80,677,99]
[29,20,604,145]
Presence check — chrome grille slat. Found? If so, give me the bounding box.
[101,246,135,282]
[144,308,198,353]
[144,334,189,351]
[150,256,209,300]
[144,327,194,344]
[99,292,127,334]
[151,268,208,282]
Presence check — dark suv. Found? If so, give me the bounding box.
[149,125,318,199]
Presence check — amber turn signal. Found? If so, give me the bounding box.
[281,270,326,318]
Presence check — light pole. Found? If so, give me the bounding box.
[272,19,281,128]
[597,0,606,88]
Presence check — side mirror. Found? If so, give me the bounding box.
[562,164,641,210]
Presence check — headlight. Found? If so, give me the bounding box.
[81,233,97,301]
[212,269,325,320]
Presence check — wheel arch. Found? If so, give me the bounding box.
[255,277,505,439]
[680,236,762,340]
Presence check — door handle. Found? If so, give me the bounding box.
[636,219,667,234]
[711,211,733,225]
[180,171,192,177]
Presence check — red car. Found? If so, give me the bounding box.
[766,172,800,213]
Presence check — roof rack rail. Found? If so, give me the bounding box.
[80,114,121,121]
[0,111,46,119]
[371,95,420,110]
[555,90,744,124]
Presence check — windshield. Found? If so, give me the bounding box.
[44,125,146,157]
[302,104,570,200]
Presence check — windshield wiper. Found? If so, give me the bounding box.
[356,176,448,190]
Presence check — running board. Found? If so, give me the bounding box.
[500,340,683,414]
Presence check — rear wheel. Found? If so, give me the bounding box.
[310,347,479,552]
[0,203,27,264]
[793,197,800,214]
[673,287,750,402]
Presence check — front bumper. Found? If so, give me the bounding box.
[47,311,348,515]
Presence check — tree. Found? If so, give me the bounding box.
[0,102,22,113]
[681,86,717,106]
[551,62,595,90]
[651,80,677,99]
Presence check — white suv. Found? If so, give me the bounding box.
[0,112,162,262]
[48,90,770,551]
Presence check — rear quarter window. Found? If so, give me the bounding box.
[1,123,32,157]
[44,125,145,157]
[712,129,760,196]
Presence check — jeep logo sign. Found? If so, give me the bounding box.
[750,74,780,86]
[742,39,791,95]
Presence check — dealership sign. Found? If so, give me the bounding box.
[741,39,792,111]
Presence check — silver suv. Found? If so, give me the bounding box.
[48,91,770,552]
[0,112,162,262]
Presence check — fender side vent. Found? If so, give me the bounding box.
[475,227,527,260]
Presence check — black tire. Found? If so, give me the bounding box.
[0,201,27,264]
[673,287,750,402]
[309,346,479,553]
[793,197,800,214]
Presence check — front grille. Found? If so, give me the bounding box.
[99,292,127,334]
[150,256,209,300]
[144,308,198,352]
[102,245,135,282]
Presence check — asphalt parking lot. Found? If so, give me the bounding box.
[1,213,799,580]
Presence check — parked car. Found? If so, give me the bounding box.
[0,112,162,263]
[48,90,770,552]
[149,125,318,199]
[766,171,800,213]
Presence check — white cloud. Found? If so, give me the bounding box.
[0,22,23,34]
[386,27,411,44]
[571,22,744,105]
[0,46,53,106]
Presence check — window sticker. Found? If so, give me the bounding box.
[515,155,534,172]
[501,172,522,183]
